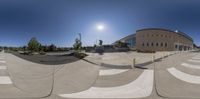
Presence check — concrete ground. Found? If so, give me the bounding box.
[0,51,200,99]
[84,51,176,68]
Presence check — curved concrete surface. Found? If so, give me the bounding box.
[0,61,6,63]
[0,52,53,98]
[99,69,129,76]
[94,69,144,87]
[6,54,54,78]
[53,60,99,94]
[5,53,54,97]
[188,59,200,63]
[101,63,131,69]
[168,67,200,84]
[176,65,200,76]
[155,53,200,98]
[58,70,153,98]
[0,76,12,84]
[192,57,200,60]
[0,66,6,69]
[182,63,200,69]
[0,57,5,59]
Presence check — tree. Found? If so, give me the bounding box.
[49,44,57,51]
[28,37,41,52]
[93,44,97,48]
[22,46,27,51]
[115,41,128,48]
[42,45,48,52]
[73,38,82,52]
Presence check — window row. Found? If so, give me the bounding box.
[142,42,168,47]
[142,34,171,38]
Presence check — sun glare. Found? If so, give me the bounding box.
[97,25,104,30]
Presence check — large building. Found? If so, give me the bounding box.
[116,28,194,51]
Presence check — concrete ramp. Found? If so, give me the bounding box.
[3,53,55,98]
[94,69,144,87]
[53,60,99,94]
[188,59,200,63]
[156,68,200,98]
[182,63,200,69]
[168,67,200,84]
[58,70,154,98]
[155,53,200,98]
[192,57,200,60]
[99,69,129,76]
[155,61,200,99]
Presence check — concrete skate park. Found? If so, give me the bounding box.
[0,50,200,99]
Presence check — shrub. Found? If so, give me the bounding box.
[39,51,46,55]
[73,52,87,59]
[73,38,82,52]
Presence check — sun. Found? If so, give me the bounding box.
[97,24,104,30]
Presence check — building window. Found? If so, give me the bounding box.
[175,45,178,49]
[165,43,167,47]
[156,43,159,46]
[142,43,145,46]
[142,35,145,38]
[147,43,149,46]
[151,43,154,46]
[161,35,163,37]
[125,38,136,47]
[161,43,163,47]
[156,34,159,36]
[152,35,154,37]
[165,35,167,38]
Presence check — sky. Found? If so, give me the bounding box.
[0,0,200,47]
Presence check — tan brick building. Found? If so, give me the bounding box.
[117,28,194,51]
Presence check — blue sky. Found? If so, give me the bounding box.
[0,0,199,47]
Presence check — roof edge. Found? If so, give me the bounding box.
[136,28,193,42]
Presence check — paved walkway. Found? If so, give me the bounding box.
[1,51,200,99]
[58,70,154,98]
[0,51,55,98]
[156,52,200,98]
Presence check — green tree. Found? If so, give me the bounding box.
[93,44,97,48]
[73,38,82,52]
[22,46,27,51]
[49,44,57,51]
[115,41,128,48]
[28,37,41,52]
[38,44,43,52]
[43,45,48,52]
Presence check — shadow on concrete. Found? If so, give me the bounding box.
[99,57,164,69]
[11,52,80,65]
[100,63,132,69]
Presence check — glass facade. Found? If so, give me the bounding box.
[125,37,136,47]
[174,43,192,51]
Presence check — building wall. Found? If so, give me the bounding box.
[136,29,193,51]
